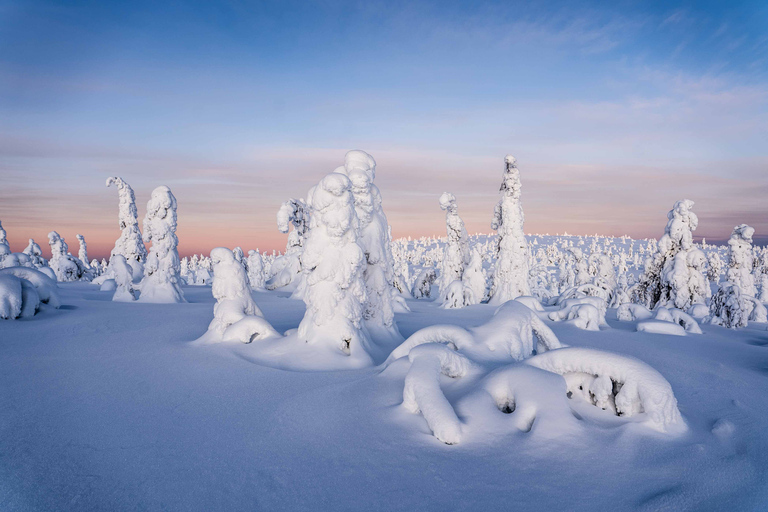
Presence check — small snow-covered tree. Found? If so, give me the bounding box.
[266,198,309,291]
[247,250,266,290]
[23,239,48,268]
[436,192,470,301]
[201,247,277,341]
[707,252,723,285]
[106,177,146,280]
[726,224,756,298]
[634,199,706,310]
[706,282,749,329]
[0,220,9,265]
[110,255,136,302]
[47,231,83,282]
[334,150,401,342]
[76,234,91,269]
[488,155,531,304]
[297,172,372,360]
[138,186,185,303]
[461,248,487,305]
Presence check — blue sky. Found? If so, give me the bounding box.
[1,0,767,256]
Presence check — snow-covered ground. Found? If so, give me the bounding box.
[3,277,768,511]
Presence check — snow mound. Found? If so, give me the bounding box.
[525,348,685,434]
[0,267,61,308]
[458,365,582,440]
[390,300,561,364]
[0,274,23,319]
[637,320,687,336]
[402,343,472,444]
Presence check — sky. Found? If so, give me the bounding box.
[1,0,767,259]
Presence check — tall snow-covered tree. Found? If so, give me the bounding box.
[634,199,707,310]
[488,155,530,305]
[436,192,470,301]
[138,186,185,303]
[726,224,756,298]
[297,172,373,362]
[106,177,146,280]
[334,150,401,342]
[76,234,91,269]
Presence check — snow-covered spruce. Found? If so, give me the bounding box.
[525,348,686,434]
[138,186,185,303]
[633,200,707,311]
[488,155,531,304]
[297,173,374,363]
[246,250,266,291]
[76,234,91,269]
[334,150,402,343]
[0,273,23,319]
[47,231,85,282]
[266,198,309,291]
[0,220,10,268]
[411,268,436,299]
[109,255,136,302]
[402,343,472,444]
[106,177,146,280]
[436,192,470,303]
[726,224,756,298]
[22,239,48,269]
[461,248,487,305]
[198,247,279,343]
[706,282,749,329]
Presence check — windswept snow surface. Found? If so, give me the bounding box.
[2,267,768,510]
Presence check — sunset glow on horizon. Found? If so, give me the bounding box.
[2,0,767,259]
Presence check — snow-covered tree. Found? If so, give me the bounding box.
[110,255,136,302]
[47,231,84,282]
[200,247,279,342]
[707,252,723,286]
[706,282,749,329]
[634,199,707,310]
[297,172,373,361]
[436,192,470,301]
[247,250,266,291]
[488,155,530,304]
[726,224,756,298]
[106,177,146,280]
[461,248,487,305]
[0,220,9,265]
[266,198,309,291]
[23,239,48,268]
[76,234,91,269]
[334,150,401,342]
[138,186,185,303]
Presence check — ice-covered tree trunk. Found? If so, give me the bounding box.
[437,192,470,301]
[76,234,91,269]
[106,177,146,280]
[138,186,185,303]
[488,155,530,305]
[726,224,756,298]
[634,199,706,310]
[297,172,373,362]
[334,150,401,343]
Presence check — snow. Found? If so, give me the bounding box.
[0,273,23,319]
[3,233,768,510]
